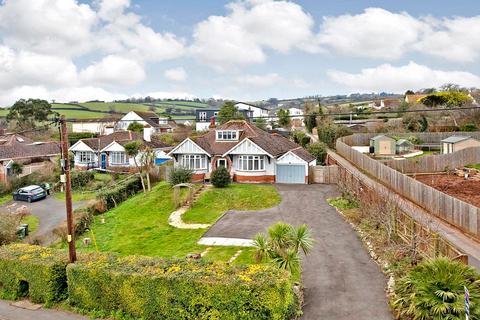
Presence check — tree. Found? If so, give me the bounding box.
[254,118,267,130]
[307,142,327,164]
[394,258,480,320]
[217,101,244,124]
[140,146,156,191]
[124,141,146,193]
[253,222,314,275]
[291,130,310,147]
[10,162,23,176]
[304,112,318,133]
[6,99,57,130]
[128,121,144,133]
[277,109,290,128]
[405,90,415,95]
[461,123,478,131]
[210,167,231,188]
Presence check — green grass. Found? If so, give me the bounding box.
[327,197,359,210]
[182,184,281,224]
[77,182,280,262]
[54,191,96,202]
[466,164,480,170]
[0,193,12,205]
[53,109,109,119]
[79,102,151,113]
[21,215,39,234]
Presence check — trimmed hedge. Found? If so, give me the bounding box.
[67,253,296,320]
[0,244,68,304]
[97,175,142,210]
[71,170,95,189]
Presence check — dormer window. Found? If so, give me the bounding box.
[216,130,238,141]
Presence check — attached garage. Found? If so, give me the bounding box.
[275,149,316,184]
[276,164,305,184]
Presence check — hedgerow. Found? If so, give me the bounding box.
[70,170,95,189]
[0,244,68,304]
[97,175,142,210]
[67,253,297,320]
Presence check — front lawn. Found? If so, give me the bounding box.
[182,184,281,224]
[54,191,96,202]
[78,182,280,263]
[21,215,39,234]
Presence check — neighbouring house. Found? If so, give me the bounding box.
[117,111,176,134]
[441,136,480,154]
[346,123,368,132]
[168,120,316,184]
[368,99,401,110]
[288,107,304,127]
[405,94,427,104]
[0,134,60,184]
[396,139,415,154]
[195,108,253,132]
[235,102,269,119]
[69,131,172,172]
[370,135,396,156]
[71,117,119,135]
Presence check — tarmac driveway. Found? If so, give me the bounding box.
[204,184,393,320]
[1,195,86,245]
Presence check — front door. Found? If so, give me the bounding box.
[217,159,227,169]
[101,153,107,169]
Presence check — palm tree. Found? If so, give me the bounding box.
[253,222,314,275]
[140,146,155,192]
[394,258,480,319]
[124,141,146,193]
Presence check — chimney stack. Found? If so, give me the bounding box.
[209,116,216,129]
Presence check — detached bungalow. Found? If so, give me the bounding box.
[117,111,176,134]
[441,136,480,154]
[69,131,171,172]
[168,120,316,184]
[0,134,60,184]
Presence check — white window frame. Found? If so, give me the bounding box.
[237,155,265,171]
[110,151,128,165]
[199,112,207,122]
[78,151,94,164]
[181,154,207,170]
[216,130,238,141]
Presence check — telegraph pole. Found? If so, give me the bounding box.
[59,116,77,263]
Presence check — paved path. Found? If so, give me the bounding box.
[328,150,480,270]
[0,300,86,320]
[1,195,86,245]
[205,184,393,320]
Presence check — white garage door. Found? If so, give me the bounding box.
[276,164,305,184]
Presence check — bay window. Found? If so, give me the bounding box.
[110,152,127,165]
[78,151,94,164]
[181,154,207,170]
[238,155,265,171]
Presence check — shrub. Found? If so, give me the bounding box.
[67,253,296,320]
[291,131,311,148]
[307,142,327,165]
[127,121,144,133]
[70,170,95,189]
[168,167,193,186]
[0,244,68,304]
[393,258,480,319]
[210,167,231,188]
[53,206,94,241]
[97,175,142,210]
[461,123,478,132]
[0,211,23,245]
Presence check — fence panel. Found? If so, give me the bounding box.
[336,137,480,240]
[310,165,339,184]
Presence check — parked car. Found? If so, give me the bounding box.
[12,185,47,203]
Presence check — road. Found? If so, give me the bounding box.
[205,184,393,320]
[0,300,86,320]
[1,195,86,245]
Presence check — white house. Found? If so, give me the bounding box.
[168,120,316,184]
[235,102,269,119]
[71,117,118,135]
[69,131,171,172]
[288,107,304,127]
[117,111,176,134]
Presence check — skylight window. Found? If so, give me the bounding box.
[216,130,238,141]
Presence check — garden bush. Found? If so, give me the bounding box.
[53,206,94,241]
[97,175,142,210]
[67,253,297,320]
[393,258,480,319]
[307,142,327,165]
[168,167,193,186]
[210,166,231,188]
[0,244,68,304]
[70,170,95,189]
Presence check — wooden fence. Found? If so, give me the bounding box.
[336,137,480,240]
[309,165,338,184]
[343,131,480,146]
[384,146,480,173]
[337,165,468,263]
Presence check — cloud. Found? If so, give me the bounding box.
[318,8,426,60]
[235,73,283,87]
[327,62,480,92]
[164,67,187,82]
[190,0,316,70]
[79,55,146,86]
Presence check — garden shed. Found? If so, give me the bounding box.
[369,135,396,156]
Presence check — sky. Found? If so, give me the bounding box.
[0,0,479,105]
